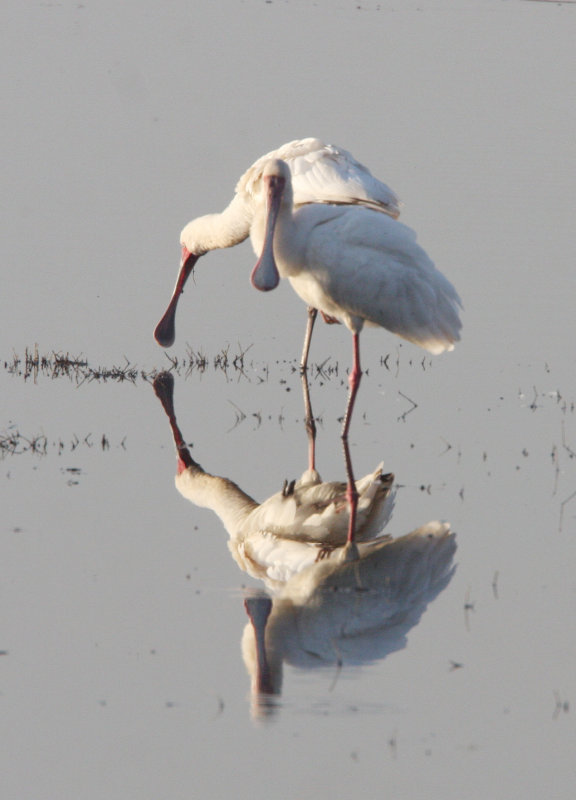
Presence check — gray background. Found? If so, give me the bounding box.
[2,1,576,798]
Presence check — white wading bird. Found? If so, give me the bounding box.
[153,372,395,579]
[249,158,462,549]
[154,137,400,352]
[154,138,399,475]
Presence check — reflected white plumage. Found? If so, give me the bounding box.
[153,372,395,588]
[154,137,400,348]
[243,522,457,716]
[250,158,462,546]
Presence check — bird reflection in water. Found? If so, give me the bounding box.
[243,524,456,719]
[153,372,456,718]
[153,371,395,582]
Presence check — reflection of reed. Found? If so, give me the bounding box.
[0,426,119,458]
[153,371,395,590]
[243,524,456,719]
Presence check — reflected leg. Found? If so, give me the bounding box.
[341,332,362,557]
[300,306,318,473]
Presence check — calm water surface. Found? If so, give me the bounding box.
[2,1,576,798]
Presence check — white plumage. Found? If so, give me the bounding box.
[250,157,461,548]
[243,523,457,715]
[154,137,400,347]
[250,158,461,353]
[239,138,400,216]
[177,461,395,589]
[153,372,395,589]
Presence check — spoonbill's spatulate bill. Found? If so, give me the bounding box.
[250,158,462,547]
[154,137,400,348]
[153,372,395,578]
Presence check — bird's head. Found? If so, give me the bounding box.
[250,159,291,292]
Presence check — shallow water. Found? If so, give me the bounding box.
[2,1,576,798]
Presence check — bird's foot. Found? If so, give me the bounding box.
[315,544,336,562]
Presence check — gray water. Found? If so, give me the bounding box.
[2,1,576,798]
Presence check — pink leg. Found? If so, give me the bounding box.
[341,332,362,546]
[300,307,318,473]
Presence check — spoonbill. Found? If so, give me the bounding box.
[250,158,462,549]
[155,138,400,475]
[154,137,400,351]
[153,372,395,580]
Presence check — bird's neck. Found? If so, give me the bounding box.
[175,465,258,536]
[181,194,253,254]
